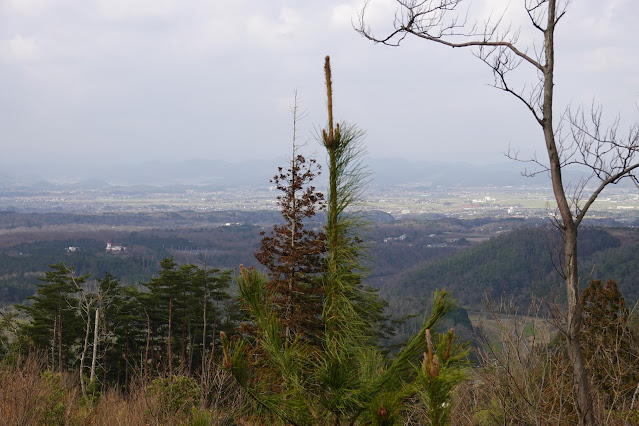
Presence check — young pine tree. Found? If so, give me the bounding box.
[222,56,467,425]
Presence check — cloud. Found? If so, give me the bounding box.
[581,47,632,72]
[4,0,52,16]
[245,6,307,50]
[0,0,636,169]
[96,0,180,21]
[0,35,40,64]
[330,4,356,31]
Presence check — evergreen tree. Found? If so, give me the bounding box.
[189,265,233,374]
[18,263,86,371]
[141,257,235,377]
[580,279,638,405]
[0,309,21,360]
[144,257,183,376]
[222,56,468,425]
[415,328,469,426]
[97,274,147,388]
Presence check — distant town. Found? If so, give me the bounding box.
[1,183,637,222]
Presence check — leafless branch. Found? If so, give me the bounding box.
[357,0,543,71]
[505,146,549,177]
[566,105,639,226]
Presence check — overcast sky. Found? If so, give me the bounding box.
[1,0,637,174]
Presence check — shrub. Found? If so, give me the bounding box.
[39,371,66,426]
[147,375,201,422]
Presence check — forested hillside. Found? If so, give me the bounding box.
[0,224,264,307]
[2,211,639,316]
[381,226,639,315]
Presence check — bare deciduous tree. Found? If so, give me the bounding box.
[69,273,93,401]
[357,1,639,424]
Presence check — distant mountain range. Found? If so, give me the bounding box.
[0,157,622,189]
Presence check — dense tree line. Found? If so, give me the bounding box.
[6,259,236,391]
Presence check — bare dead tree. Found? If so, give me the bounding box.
[69,275,94,401]
[357,1,639,424]
[90,306,99,383]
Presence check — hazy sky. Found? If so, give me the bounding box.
[1,0,637,172]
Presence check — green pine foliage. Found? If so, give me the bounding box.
[221,56,469,425]
[17,263,87,371]
[96,274,149,386]
[415,329,469,426]
[142,258,233,377]
[11,259,234,390]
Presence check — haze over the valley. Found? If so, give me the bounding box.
[1,0,637,179]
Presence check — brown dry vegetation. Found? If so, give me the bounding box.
[0,354,245,426]
[4,341,639,425]
[450,297,639,425]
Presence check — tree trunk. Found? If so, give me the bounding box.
[80,306,91,400]
[187,323,192,375]
[181,324,186,373]
[58,312,63,372]
[144,308,151,385]
[90,307,99,383]
[51,314,57,372]
[202,286,207,377]
[287,155,297,342]
[168,296,173,380]
[564,228,595,425]
[543,3,594,423]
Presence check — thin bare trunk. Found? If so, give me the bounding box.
[168,296,173,380]
[564,230,594,425]
[187,328,193,375]
[144,308,150,385]
[202,286,207,377]
[286,99,299,342]
[211,312,217,359]
[51,314,57,371]
[287,183,295,341]
[58,312,63,372]
[79,306,90,400]
[181,324,186,373]
[542,3,593,424]
[90,307,99,383]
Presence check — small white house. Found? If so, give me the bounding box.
[106,242,126,252]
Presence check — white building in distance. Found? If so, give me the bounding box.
[106,242,126,253]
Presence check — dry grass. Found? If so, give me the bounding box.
[3,329,638,426]
[448,298,639,426]
[0,355,77,425]
[0,354,245,426]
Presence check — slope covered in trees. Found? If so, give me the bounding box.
[2,216,639,317]
[388,226,636,312]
